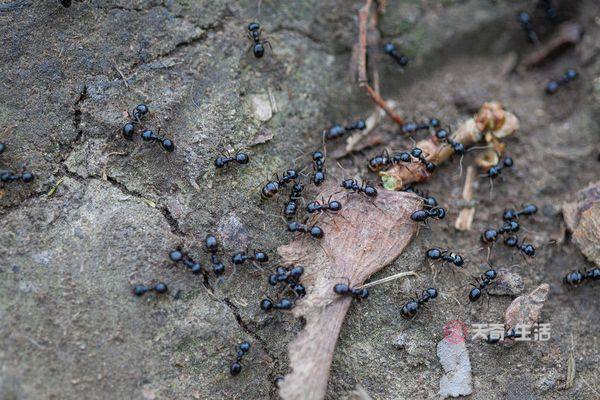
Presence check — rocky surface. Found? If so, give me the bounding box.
[1,1,599,399]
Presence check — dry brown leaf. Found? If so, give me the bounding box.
[277,188,422,400]
[504,283,550,332]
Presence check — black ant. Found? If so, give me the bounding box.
[122,104,149,139]
[426,248,464,267]
[503,204,538,221]
[231,250,268,265]
[0,143,5,155]
[324,119,366,140]
[283,182,304,220]
[564,268,600,287]
[306,197,342,214]
[518,11,539,43]
[503,236,536,257]
[312,151,326,186]
[214,152,250,168]
[260,297,295,311]
[481,221,520,244]
[434,128,465,156]
[411,147,436,172]
[206,234,225,275]
[0,169,34,184]
[486,327,522,344]
[484,156,513,179]
[133,282,168,296]
[341,179,377,197]
[383,43,409,67]
[230,341,251,376]
[468,269,497,302]
[404,187,438,208]
[287,221,324,239]
[400,287,438,319]
[333,283,369,300]
[410,206,446,223]
[268,266,305,297]
[261,169,299,199]
[247,22,271,58]
[169,249,204,274]
[368,151,411,172]
[60,0,71,7]
[140,129,175,152]
[546,69,578,94]
[401,118,440,134]
[537,0,557,19]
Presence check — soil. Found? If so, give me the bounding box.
[0,1,598,399]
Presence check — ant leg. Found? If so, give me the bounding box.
[488,177,494,200]
[262,40,273,51]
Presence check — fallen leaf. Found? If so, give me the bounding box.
[277,187,422,400]
[437,324,472,398]
[504,283,550,332]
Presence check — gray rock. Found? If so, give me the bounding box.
[488,269,524,296]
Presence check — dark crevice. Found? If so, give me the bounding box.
[102,175,186,238]
[222,298,281,373]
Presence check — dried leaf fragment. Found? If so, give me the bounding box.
[277,188,422,400]
[504,283,550,332]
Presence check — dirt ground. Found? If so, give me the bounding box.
[0,0,599,399]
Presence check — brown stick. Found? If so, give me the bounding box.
[455,166,476,231]
[356,0,405,125]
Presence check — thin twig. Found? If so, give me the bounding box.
[363,84,404,125]
[358,271,417,289]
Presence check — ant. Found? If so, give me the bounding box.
[0,143,5,155]
[140,129,175,152]
[306,197,342,214]
[410,206,446,223]
[481,221,520,244]
[333,283,369,300]
[261,169,299,199]
[133,282,168,296]
[537,0,557,20]
[484,156,513,179]
[230,341,251,376]
[517,11,539,43]
[401,118,440,135]
[0,169,34,184]
[383,43,409,67]
[486,327,522,344]
[434,128,465,156]
[563,268,599,287]
[247,22,271,58]
[546,69,578,94]
[311,151,326,186]
[400,287,438,319]
[122,104,149,139]
[426,248,464,267]
[206,234,225,275]
[503,236,536,257]
[283,182,304,220]
[215,152,250,168]
[468,269,497,302]
[411,147,436,172]
[404,187,438,208]
[503,204,538,221]
[231,250,268,265]
[341,179,377,197]
[368,150,411,172]
[60,0,71,7]
[260,297,295,311]
[268,266,305,297]
[169,249,204,274]
[287,221,324,239]
[324,119,366,140]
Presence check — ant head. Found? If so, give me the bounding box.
[482,229,498,243]
[383,42,395,55]
[236,152,250,164]
[484,269,497,280]
[169,249,183,262]
[248,22,260,31]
